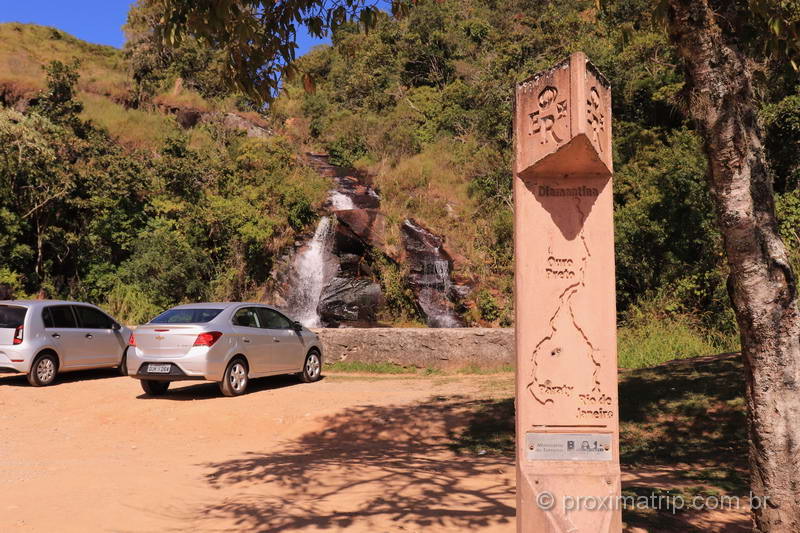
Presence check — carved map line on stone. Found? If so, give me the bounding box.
[527,196,605,408]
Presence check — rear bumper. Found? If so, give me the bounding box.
[132,363,206,381]
[0,349,30,373]
[127,346,225,381]
[131,361,206,381]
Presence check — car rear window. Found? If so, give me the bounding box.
[0,305,27,328]
[150,308,223,324]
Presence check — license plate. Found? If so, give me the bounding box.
[147,364,172,374]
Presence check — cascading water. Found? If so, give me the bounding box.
[418,259,462,328]
[329,191,355,211]
[400,219,464,328]
[287,216,337,327]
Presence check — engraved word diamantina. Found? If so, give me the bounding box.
[586,87,605,152]
[528,86,567,145]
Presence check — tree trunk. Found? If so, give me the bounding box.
[35,217,43,280]
[665,1,800,530]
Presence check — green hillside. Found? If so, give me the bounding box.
[0,23,126,100]
[0,22,328,324]
[271,0,799,345]
[1,0,799,353]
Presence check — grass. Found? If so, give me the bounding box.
[618,317,739,369]
[325,361,419,374]
[153,89,213,112]
[0,23,127,101]
[324,360,514,375]
[455,363,515,374]
[0,22,215,153]
[80,92,180,150]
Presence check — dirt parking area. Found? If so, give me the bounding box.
[0,370,516,532]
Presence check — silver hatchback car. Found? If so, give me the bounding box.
[0,300,131,386]
[127,302,323,397]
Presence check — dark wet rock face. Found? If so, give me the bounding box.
[335,209,386,255]
[318,277,383,326]
[281,155,386,327]
[281,154,468,328]
[401,219,465,328]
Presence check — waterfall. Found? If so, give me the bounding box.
[418,259,462,328]
[288,216,337,327]
[329,191,355,210]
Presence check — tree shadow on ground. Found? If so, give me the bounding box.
[619,353,748,492]
[136,374,312,401]
[448,353,750,532]
[193,396,515,532]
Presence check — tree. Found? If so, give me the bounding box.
[152,0,412,103]
[0,110,74,281]
[32,59,85,134]
[150,0,800,528]
[664,0,800,530]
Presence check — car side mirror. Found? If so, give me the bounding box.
[112,323,121,331]
[292,321,303,332]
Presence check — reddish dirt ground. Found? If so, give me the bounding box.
[0,369,752,532]
[0,370,516,532]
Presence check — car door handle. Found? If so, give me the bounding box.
[51,333,61,339]
[273,337,280,343]
[85,334,93,339]
[243,338,251,343]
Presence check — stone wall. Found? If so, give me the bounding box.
[311,328,514,370]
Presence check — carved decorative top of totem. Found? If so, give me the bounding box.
[515,52,612,181]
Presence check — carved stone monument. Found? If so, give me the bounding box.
[514,52,621,532]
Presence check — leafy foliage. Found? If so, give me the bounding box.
[148,0,415,103]
[270,0,798,332]
[0,60,327,322]
[3,0,799,334]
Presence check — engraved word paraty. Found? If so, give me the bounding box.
[528,86,567,145]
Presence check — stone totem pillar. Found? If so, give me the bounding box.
[514,53,621,532]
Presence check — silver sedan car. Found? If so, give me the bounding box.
[127,302,324,397]
[0,300,131,386]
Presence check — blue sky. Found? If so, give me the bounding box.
[0,0,329,55]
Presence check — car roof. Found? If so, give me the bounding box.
[0,300,99,307]
[168,302,283,311]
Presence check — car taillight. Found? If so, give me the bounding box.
[12,325,23,345]
[128,333,136,346]
[194,331,222,347]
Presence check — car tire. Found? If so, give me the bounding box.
[220,358,249,397]
[300,350,322,383]
[118,349,128,376]
[141,379,170,396]
[27,352,58,387]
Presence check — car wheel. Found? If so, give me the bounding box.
[141,379,170,396]
[300,350,322,383]
[118,349,128,376]
[27,353,58,387]
[220,358,249,397]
